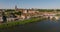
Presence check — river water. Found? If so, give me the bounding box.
[0,19,60,32]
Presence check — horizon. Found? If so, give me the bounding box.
[0,0,60,9]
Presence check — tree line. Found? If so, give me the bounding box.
[36,9,60,12]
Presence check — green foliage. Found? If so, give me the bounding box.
[56,14,60,16]
[0,17,46,28]
[56,9,60,11]
[36,9,54,12]
[5,9,15,12]
[14,11,22,15]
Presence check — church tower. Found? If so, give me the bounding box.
[15,5,18,11]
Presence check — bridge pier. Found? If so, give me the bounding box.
[47,16,59,20]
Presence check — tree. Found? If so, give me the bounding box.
[5,9,15,12]
[2,12,7,22]
[15,11,22,16]
[56,9,60,11]
[36,9,54,12]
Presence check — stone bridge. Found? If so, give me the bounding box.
[43,14,60,20]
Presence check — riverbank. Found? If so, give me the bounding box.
[0,17,47,28]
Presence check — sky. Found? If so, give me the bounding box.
[0,0,60,9]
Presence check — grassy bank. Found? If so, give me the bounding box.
[0,17,47,28]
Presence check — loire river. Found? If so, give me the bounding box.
[0,19,60,32]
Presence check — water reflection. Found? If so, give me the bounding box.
[0,19,60,32]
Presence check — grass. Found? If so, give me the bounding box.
[0,17,47,28]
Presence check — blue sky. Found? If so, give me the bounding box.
[0,0,60,9]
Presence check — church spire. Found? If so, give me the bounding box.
[15,5,17,9]
[15,5,18,11]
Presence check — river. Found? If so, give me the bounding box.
[0,19,60,32]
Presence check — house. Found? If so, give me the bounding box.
[20,13,31,20]
[0,16,3,23]
[20,15,26,19]
[7,13,17,22]
[22,9,28,13]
